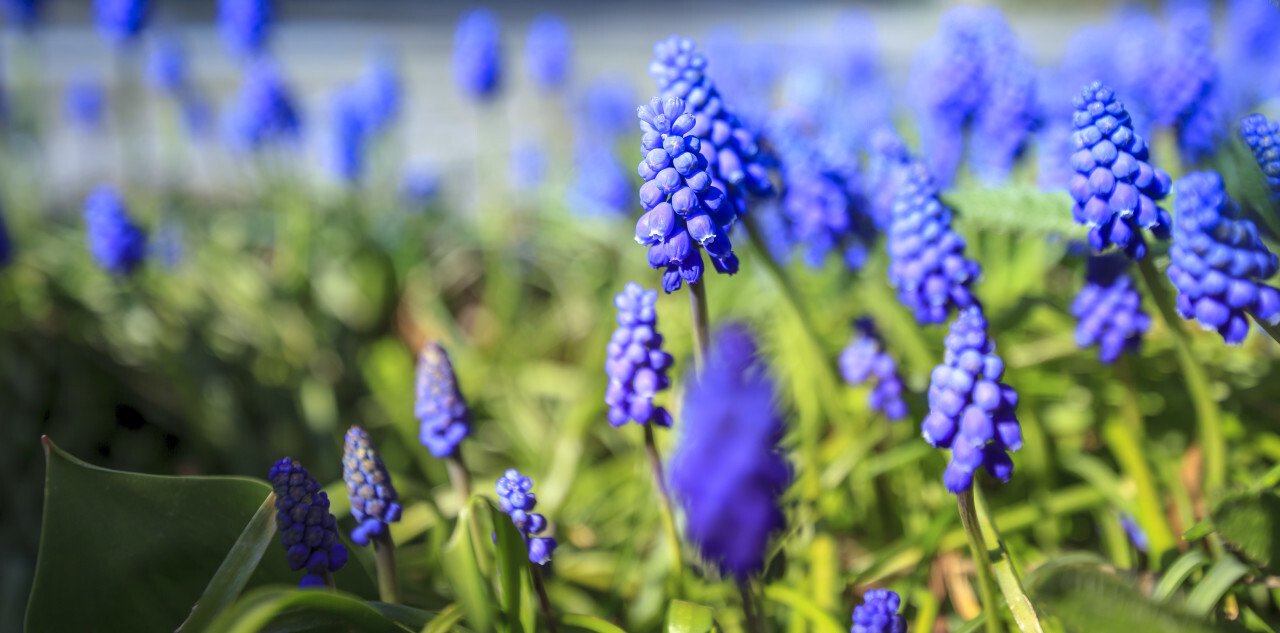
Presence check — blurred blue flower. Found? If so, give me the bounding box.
[222,58,300,153]
[1225,0,1280,108]
[524,14,570,92]
[400,163,440,208]
[851,588,906,633]
[1036,120,1074,192]
[579,77,635,138]
[509,141,545,192]
[151,221,182,270]
[83,185,146,276]
[567,144,630,217]
[181,93,213,140]
[218,0,271,60]
[0,203,12,267]
[1241,113,1280,201]
[970,55,1038,185]
[495,469,557,565]
[327,87,367,183]
[415,342,471,458]
[1153,0,1222,164]
[604,282,673,427]
[146,37,186,97]
[669,324,790,580]
[1,0,39,30]
[1072,254,1149,364]
[840,318,908,421]
[1109,5,1162,133]
[866,125,912,230]
[94,0,147,47]
[1119,513,1149,553]
[342,426,403,547]
[269,457,348,588]
[452,8,502,101]
[64,74,106,131]
[356,53,400,135]
[777,149,875,272]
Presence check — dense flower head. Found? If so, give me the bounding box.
[1241,113,1280,201]
[452,8,502,101]
[567,143,631,217]
[269,457,348,588]
[342,426,402,547]
[83,186,146,276]
[778,151,875,271]
[886,161,980,325]
[923,306,1022,493]
[840,318,908,421]
[414,342,471,458]
[604,282,674,427]
[64,75,105,131]
[1069,82,1172,260]
[634,96,738,292]
[146,37,187,96]
[1153,0,1222,164]
[94,0,147,46]
[495,469,557,565]
[970,55,1038,185]
[649,35,773,212]
[218,0,272,60]
[222,58,300,153]
[1167,171,1280,344]
[851,588,906,633]
[0,0,39,30]
[524,14,570,91]
[1072,254,1150,364]
[670,324,790,579]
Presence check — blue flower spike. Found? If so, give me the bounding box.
[452,8,502,101]
[218,0,272,60]
[1072,254,1150,364]
[605,282,674,427]
[839,318,908,421]
[1241,113,1280,201]
[496,469,558,565]
[414,342,472,458]
[83,186,146,277]
[342,426,403,547]
[269,457,348,588]
[852,588,906,633]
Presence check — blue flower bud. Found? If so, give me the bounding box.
[83,185,146,276]
[851,588,906,633]
[415,342,472,458]
[496,469,557,566]
[269,457,347,588]
[342,426,402,547]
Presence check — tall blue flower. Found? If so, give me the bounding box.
[218,0,271,60]
[1225,0,1280,109]
[580,77,636,138]
[604,282,674,427]
[634,96,737,293]
[356,54,399,135]
[269,457,349,588]
[415,342,471,458]
[567,143,631,217]
[970,55,1038,185]
[886,161,981,325]
[923,306,1022,493]
[83,186,146,276]
[146,37,187,97]
[94,0,147,46]
[1153,0,1222,164]
[222,58,300,153]
[1072,254,1150,364]
[452,8,502,101]
[1,0,39,30]
[495,469,557,565]
[1069,82,1172,260]
[669,324,790,579]
[327,87,367,183]
[524,14,570,92]
[343,426,403,547]
[1167,171,1280,344]
[1241,113,1280,201]
[840,318,908,421]
[1109,5,1162,133]
[851,588,906,633]
[64,74,106,132]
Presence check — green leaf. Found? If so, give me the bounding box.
[761,585,845,633]
[1029,563,1234,633]
[665,600,716,633]
[442,496,497,632]
[420,604,465,633]
[1153,550,1210,602]
[368,603,437,631]
[1183,519,1217,542]
[1211,491,1280,570]
[203,587,412,633]
[944,187,1079,236]
[561,614,629,633]
[177,493,280,633]
[1186,556,1250,616]
[488,498,528,633]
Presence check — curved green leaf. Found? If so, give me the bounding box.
[1186,556,1250,616]
[1029,563,1233,633]
[666,600,716,633]
[442,497,496,632]
[178,493,280,633]
[421,604,464,633]
[203,587,412,633]
[562,614,629,633]
[1153,550,1210,602]
[368,602,436,630]
[761,585,844,633]
[488,499,528,632]
[1212,491,1280,570]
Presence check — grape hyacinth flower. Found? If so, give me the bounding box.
[356,54,399,135]
[146,37,187,97]
[218,0,272,60]
[851,588,906,633]
[1225,0,1280,108]
[83,186,146,276]
[1069,82,1172,260]
[778,151,875,272]
[923,306,1022,493]
[866,125,912,230]
[635,96,737,292]
[496,469,558,565]
[567,144,631,217]
[970,56,1038,185]
[327,87,367,183]
[581,77,635,137]
[1072,254,1150,364]
[452,8,502,101]
[604,282,674,427]
[64,75,105,132]
[1120,513,1150,553]
[222,58,300,153]
[1167,171,1280,344]
[886,161,981,325]
[94,0,148,47]
[342,426,403,547]
[415,342,471,458]
[151,221,182,270]
[1153,0,1222,164]
[400,163,440,208]
[1241,113,1280,201]
[839,318,908,421]
[669,324,790,579]
[0,0,39,30]
[524,14,570,92]
[269,457,348,588]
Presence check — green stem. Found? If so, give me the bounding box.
[1252,316,1280,346]
[1135,256,1225,497]
[687,279,710,372]
[739,581,764,633]
[372,533,400,604]
[958,488,1004,633]
[741,214,821,342]
[446,454,473,503]
[973,486,1045,633]
[643,423,685,593]
[532,565,560,633]
[320,569,335,591]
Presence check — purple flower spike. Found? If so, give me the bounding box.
[1072,255,1150,364]
[342,426,403,547]
[452,8,502,101]
[524,14,570,92]
[605,282,674,427]
[83,185,146,277]
[414,342,472,458]
[1241,113,1280,202]
[840,318,908,421]
[851,588,906,633]
[269,457,348,588]
[496,469,557,565]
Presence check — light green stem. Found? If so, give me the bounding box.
[643,423,685,593]
[973,486,1045,633]
[741,214,821,343]
[446,454,473,502]
[372,533,400,604]
[958,488,1004,633]
[687,279,710,372]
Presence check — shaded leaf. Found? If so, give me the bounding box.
[1029,563,1234,633]
[1186,557,1250,616]
[203,587,412,633]
[1212,491,1280,570]
[666,600,716,633]
[1154,550,1210,602]
[421,604,465,633]
[562,614,629,633]
[177,493,279,633]
[442,496,497,632]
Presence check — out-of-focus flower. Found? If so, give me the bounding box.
[94,0,148,47]
[1225,0,1280,108]
[604,282,673,427]
[524,14,570,92]
[509,141,545,192]
[151,221,182,270]
[181,93,213,140]
[452,8,502,101]
[851,588,906,633]
[1120,513,1149,553]
[64,74,106,131]
[1,0,40,30]
[840,318,908,421]
[222,58,300,153]
[83,185,146,276]
[342,426,403,547]
[269,457,348,588]
[1241,113,1280,201]
[971,55,1038,185]
[146,37,187,96]
[495,469,557,565]
[0,203,12,267]
[356,53,399,135]
[327,87,367,183]
[415,342,471,458]
[866,125,912,230]
[1072,254,1149,364]
[567,143,631,217]
[218,0,271,60]
[1153,0,1222,164]
[580,77,636,137]
[400,162,440,208]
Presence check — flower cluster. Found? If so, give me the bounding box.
[414,342,471,458]
[524,14,570,92]
[1241,113,1280,201]
[1072,255,1150,364]
[923,306,1022,493]
[342,426,403,547]
[452,8,502,101]
[64,74,105,132]
[269,457,348,588]
[1069,82,1172,260]
[496,469,557,565]
[970,55,1038,184]
[1156,2,1223,163]
[669,324,790,579]
[94,0,148,46]
[779,159,874,271]
[839,318,908,421]
[851,589,906,633]
[634,96,737,292]
[218,0,271,60]
[83,186,146,277]
[604,282,674,427]
[223,59,300,153]
[886,161,981,325]
[580,77,636,137]
[1167,171,1280,344]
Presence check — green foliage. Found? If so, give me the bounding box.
[1029,563,1236,633]
[1212,491,1280,571]
[665,600,717,633]
[202,588,418,633]
[178,494,280,633]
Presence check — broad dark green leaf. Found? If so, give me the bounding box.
[442,496,497,632]
[488,498,528,633]
[203,587,412,633]
[1211,491,1280,570]
[665,600,716,633]
[178,493,280,633]
[1029,563,1234,633]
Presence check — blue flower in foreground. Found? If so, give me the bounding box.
[670,324,790,579]
[146,37,186,96]
[269,457,348,588]
[1,0,39,30]
[1069,82,1172,260]
[222,58,300,153]
[496,469,557,565]
[218,0,271,60]
[342,426,403,547]
[605,282,674,427]
[84,186,146,276]
[415,342,471,458]
[1167,171,1280,344]
[840,318,908,421]
[94,0,147,46]
[635,96,737,292]
[64,74,105,131]
[886,161,980,325]
[1072,254,1149,364]
[524,14,570,91]
[452,8,502,101]
[1241,113,1280,201]
[852,588,906,633]
[923,306,1022,493]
